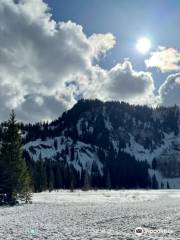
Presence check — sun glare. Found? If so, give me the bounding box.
[136,37,151,54]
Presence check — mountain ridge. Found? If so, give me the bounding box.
[2,99,180,189]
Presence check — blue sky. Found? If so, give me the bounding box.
[45,0,180,87]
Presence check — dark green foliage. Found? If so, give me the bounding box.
[46,159,54,191]
[107,149,150,189]
[167,181,170,189]
[106,169,112,189]
[0,111,32,205]
[70,146,75,161]
[152,174,159,189]
[83,169,91,191]
[152,158,157,170]
[34,155,47,192]
[97,148,106,163]
[91,161,101,188]
[54,139,58,150]
[53,162,63,189]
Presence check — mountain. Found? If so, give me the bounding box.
[2,99,180,189]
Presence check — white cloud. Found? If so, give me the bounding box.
[145,47,180,72]
[104,61,155,104]
[159,73,180,106]
[144,47,180,107]
[89,33,116,60]
[0,0,172,122]
[70,61,156,106]
[0,0,115,122]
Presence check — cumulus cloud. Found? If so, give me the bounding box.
[70,62,156,106]
[145,47,180,107]
[15,93,75,122]
[103,61,155,104]
[145,47,180,72]
[89,33,116,60]
[0,0,116,122]
[0,0,163,122]
[158,73,180,106]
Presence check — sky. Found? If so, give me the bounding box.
[45,0,180,74]
[0,0,180,122]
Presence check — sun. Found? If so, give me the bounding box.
[136,37,151,54]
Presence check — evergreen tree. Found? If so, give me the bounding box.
[152,174,159,189]
[63,164,70,188]
[54,139,58,150]
[167,181,170,189]
[152,158,157,170]
[53,162,63,189]
[69,167,75,192]
[83,169,91,191]
[34,154,47,192]
[46,159,54,191]
[106,169,111,189]
[91,161,101,188]
[70,146,75,161]
[0,111,32,205]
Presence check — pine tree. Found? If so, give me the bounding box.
[152,158,157,170]
[0,111,32,205]
[54,162,63,189]
[69,165,75,192]
[106,169,111,189]
[34,154,47,192]
[46,160,54,191]
[83,169,91,191]
[152,174,159,189]
[167,181,170,189]
[54,139,58,150]
[70,146,75,162]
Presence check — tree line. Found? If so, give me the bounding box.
[28,145,161,192]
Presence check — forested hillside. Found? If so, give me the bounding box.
[1,99,180,191]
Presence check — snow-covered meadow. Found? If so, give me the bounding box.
[0,190,180,239]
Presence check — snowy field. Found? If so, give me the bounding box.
[0,190,180,239]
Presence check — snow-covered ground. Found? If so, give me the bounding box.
[0,190,180,239]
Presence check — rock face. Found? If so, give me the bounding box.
[18,99,180,188]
